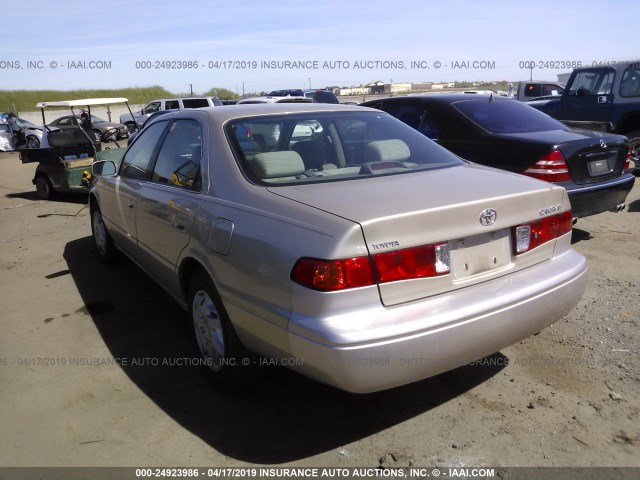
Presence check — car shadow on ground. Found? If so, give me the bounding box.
[627,198,640,213]
[63,236,507,463]
[6,191,87,204]
[571,227,593,244]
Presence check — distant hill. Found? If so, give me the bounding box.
[0,86,176,113]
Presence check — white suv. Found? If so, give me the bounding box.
[120,96,222,130]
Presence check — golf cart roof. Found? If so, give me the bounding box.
[35,98,129,108]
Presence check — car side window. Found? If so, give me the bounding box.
[165,100,180,110]
[182,99,208,108]
[569,69,615,96]
[542,84,564,96]
[620,66,640,97]
[150,119,202,191]
[381,103,441,139]
[143,102,161,114]
[120,121,167,180]
[524,84,542,97]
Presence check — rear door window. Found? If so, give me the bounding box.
[380,102,442,139]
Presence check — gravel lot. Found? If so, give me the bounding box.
[0,149,638,469]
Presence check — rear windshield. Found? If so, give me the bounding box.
[453,98,567,133]
[305,91,340,104]
[227,111,464,185]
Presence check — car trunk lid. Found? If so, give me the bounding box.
[270,163,569,306]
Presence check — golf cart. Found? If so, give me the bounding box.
[19,98,138,199]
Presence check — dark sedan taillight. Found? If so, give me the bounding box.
[623,146,633,172]
[523,150,571,182]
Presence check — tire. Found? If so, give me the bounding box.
[125,122,137,133]
[26,135,40,149]
[625,130,640,162]
[35,175,53,200]
[188,270,257,387]
[90,204,117,263]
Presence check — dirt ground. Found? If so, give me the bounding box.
[0,149,638,469]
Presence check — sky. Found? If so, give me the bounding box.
[1,0,638,95]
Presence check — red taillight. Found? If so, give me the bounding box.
[623,146,632,172]
[372,243,450,282]
[291,242,450,291]
[523,150,571,182]
[512,210,573,254]
[291,256,375,291]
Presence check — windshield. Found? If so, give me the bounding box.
[227,111,464,185]
[453,98,567,133]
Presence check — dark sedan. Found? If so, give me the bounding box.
[362,94,635,219]
[49,115,129,141]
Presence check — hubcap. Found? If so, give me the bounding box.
[192,290,225,372]
[27,137,39,148]
[92,211,108,255]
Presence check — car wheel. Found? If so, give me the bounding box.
[90,204,117,263]
[188,270,256,386]
[626,130,640,162]
[35,175,53,200]
[125,122,137,133]
[26,135,40,148]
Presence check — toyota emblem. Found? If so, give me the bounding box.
[479,208,497,226]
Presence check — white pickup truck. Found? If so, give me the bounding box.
[120,96,223,131]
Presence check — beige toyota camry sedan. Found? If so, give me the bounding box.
[89,103,588,393]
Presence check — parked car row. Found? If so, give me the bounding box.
[23,113,129,149]
[0,113,36,150]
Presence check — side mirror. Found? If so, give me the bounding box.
[576,87,588,97]
[93,160,117,176]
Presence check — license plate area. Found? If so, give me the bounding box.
[450,229,511,282]
[586,151,616,177]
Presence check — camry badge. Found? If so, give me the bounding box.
[479,208,497,226]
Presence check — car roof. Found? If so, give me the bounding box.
[236,96,314,104]
[366,93,509,104]
[159,102,370,123]
[573,60,640,73]
[35,97,129,108]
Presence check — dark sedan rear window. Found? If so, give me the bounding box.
[227,111,464,185]
[453,99,567,133]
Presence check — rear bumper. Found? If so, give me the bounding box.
[566,174,635,218]
[287,249,588,393]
